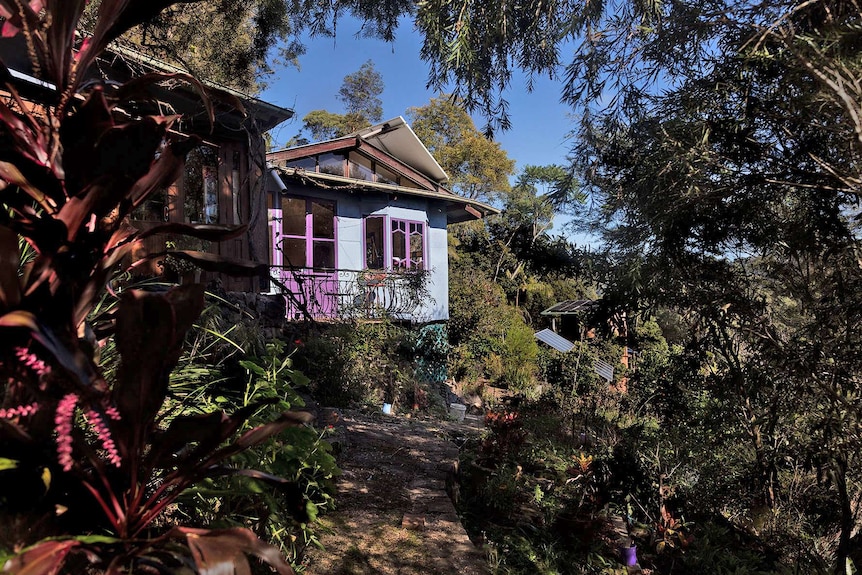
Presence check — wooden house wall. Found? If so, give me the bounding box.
[134,135,268,293]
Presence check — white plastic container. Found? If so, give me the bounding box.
[448,402,467,422]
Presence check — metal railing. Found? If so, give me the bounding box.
[269,267,431,321]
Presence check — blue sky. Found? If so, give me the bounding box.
[259,19,577,181]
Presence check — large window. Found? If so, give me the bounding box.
[364,216,425,270]
[365,216,385,269]
[280,197,336,270]
[184,145,220,223]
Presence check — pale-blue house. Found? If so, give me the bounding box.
[265,117,497,323]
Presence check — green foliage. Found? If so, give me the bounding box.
[576,2,862,566]
[338,60,384,123]
[500,319,539,393]
[173,341,339,567]
[408,95,515,203]
[294,321,444,412]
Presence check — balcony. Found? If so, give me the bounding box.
[268,267,431,321]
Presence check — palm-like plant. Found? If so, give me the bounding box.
[0,2,302,573]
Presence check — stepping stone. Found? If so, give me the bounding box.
[402,513,426,530]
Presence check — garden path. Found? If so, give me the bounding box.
[302,408,488,574]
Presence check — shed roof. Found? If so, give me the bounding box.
[347,117,449,183]
[541,299,598,316]
[534,328,576,353]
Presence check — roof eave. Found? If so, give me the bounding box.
[273,167,499,223]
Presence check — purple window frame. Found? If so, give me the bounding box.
[363,215,426,270]
[280,196,337,270]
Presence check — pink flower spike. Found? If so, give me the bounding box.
[103,405,121,421]
[55,394,78,472]
[15,347,51,377]
[0,402,39,419]
[86,409,121,468]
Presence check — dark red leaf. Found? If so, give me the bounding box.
[73,239,141,328]
[43,0,88,93]
[149,400,276,471]
[112,285,204,455]
[59,87,115,194]
[170,527,294,575]
[2,539,80,575]
[138,223,248,243]
[146,410,232,470]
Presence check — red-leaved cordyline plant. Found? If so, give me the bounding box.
[0,2,302,574]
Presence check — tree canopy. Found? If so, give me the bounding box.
[408,96,514,203]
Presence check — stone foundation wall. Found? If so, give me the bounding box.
[219,291,287,340]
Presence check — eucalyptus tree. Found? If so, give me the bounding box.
[300,60,386,140]
[408,96,515,203]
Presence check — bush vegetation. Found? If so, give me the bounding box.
[0,4,335,573]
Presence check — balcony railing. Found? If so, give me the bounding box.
[269,267,431,321]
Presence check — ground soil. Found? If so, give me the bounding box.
[301,408,488,574]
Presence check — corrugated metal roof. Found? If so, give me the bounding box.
[349,117,449,184]
[534,329,575,353]
[541,299,598,315]
[594,359,614,382]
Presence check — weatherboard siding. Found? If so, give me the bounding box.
[266,179,449,322]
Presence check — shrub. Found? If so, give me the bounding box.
[0,3,304,572]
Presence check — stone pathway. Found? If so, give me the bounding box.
[302,409,488,574]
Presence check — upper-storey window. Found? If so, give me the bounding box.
[364,216,425,271]
[285,156,316,170]
[318,153,345,176]
[282,152,430,190]
[349,152,374,181]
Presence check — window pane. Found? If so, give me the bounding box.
[281,197,306,236]
[286,157,316,170]
[365,217,384,269]
[392,220,406,265]
[318,153,344,176]
[281,237,306,267]
[311,200,335,239]
[203,166,218,223]
[184,145,219,222]
[409,223,424,270]
[312,241,335,270]
[348,152,374,181]
[376,165,398,185]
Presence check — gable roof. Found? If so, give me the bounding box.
[267,117,500,223]
[348,117,448,183]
